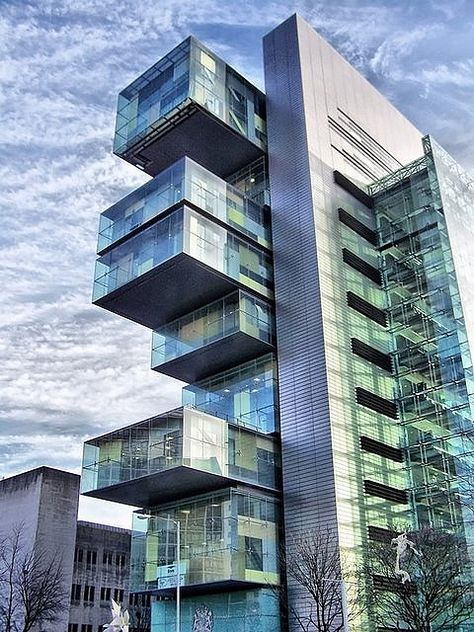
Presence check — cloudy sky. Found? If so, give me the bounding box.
[1,0,473,527]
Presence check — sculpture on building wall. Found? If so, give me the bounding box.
[192,605,214,632]
[103,599,130,632]
[391,532,422,584]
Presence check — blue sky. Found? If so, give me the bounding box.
[1,0,473,526]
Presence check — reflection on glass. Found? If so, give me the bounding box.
[182,355,278,433]
[80,408,280,493]
[151,291,274,368]
[97,157,271,252]
[114,38,266,157]
[93,206,273,301]
[130,489,279,592]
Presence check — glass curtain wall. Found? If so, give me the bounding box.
[98,157,271,252]
[182,355,278,433]
[93,206,273,301]
[371,138,474,533]
[113,38,266,157]
[151,291,274,368]
[130,489,280,592]
[81,408,280,494]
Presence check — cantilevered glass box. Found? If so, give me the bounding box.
[81,407,280,506]
[113,37,266,178]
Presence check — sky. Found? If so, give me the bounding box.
[1,0,473,528]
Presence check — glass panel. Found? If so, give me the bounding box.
[151,589,280,632]
[113,38,266,157]
[98,158,271,252]
[81,409,279,493]
[92,208,184,301]
[182,355,278,433]
[151,291,274,368]
[93,206,273,301]
[130,490,279,592]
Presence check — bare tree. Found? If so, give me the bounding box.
[280,526,363,632]
[128,592,151,632]
[0,524,68,632]
[365,526,474,632]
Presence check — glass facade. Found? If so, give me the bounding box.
[97,157,271,252]
[92,206,273,302]
[151,589,280,632]
[183,355,278,433]
[151,291,274,369]
[113,37,266,157]
[370,136,474,534]
[81,408,280,494]
[130,489,280,592]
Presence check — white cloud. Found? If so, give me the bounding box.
[1,0,473,526]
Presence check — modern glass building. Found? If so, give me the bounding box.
[82,14,474,632]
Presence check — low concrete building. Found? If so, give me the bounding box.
[0,466,80,632]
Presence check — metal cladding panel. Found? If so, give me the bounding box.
[93,252,239,329]
[263,17,338,538]
[264,14,423,631]
[82,466,236,507]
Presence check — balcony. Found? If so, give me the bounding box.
[113,38,266,178]
[97,157,271,253]
[130,489,280,594]
[81,407,280,506]
[151,291,274,382]
[92,206,273,329]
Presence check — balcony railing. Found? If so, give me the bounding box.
[151,291,274,382]
[81,407,280,506]
[97,157,271,253]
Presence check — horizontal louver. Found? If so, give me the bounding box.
[343,249,382,285]
[360,436,403,462]
[367,525,398,543]
[351,338,393,373]
[364,480,408,504]
[356,387,398,419]
[347,292,387,327]
[373,574,416,594]
[338,208,377,245]
[334,170,374,208]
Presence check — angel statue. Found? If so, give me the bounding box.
[103,599,130,632]
[391,532,422,584]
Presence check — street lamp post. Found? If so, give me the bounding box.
[137,513,181,632]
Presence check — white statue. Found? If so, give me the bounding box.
[391,532,422,584]
[103,599,130,632]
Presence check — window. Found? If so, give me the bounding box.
[116,553,126,568]
[86,550,97,567]
[100,586,111,602]
[245,536,263,571]
[70,583,81,602]
[81,625,93,632]
[113,588,124,602]
[74,548,83,564]
[68,624,78,632]
[103,550,113,565]
[83,585,95,604]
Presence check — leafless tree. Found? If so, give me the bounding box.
[128,592,151,632]
[365,526,474,632]
[0,524,68,632]
[278,526,363,632]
